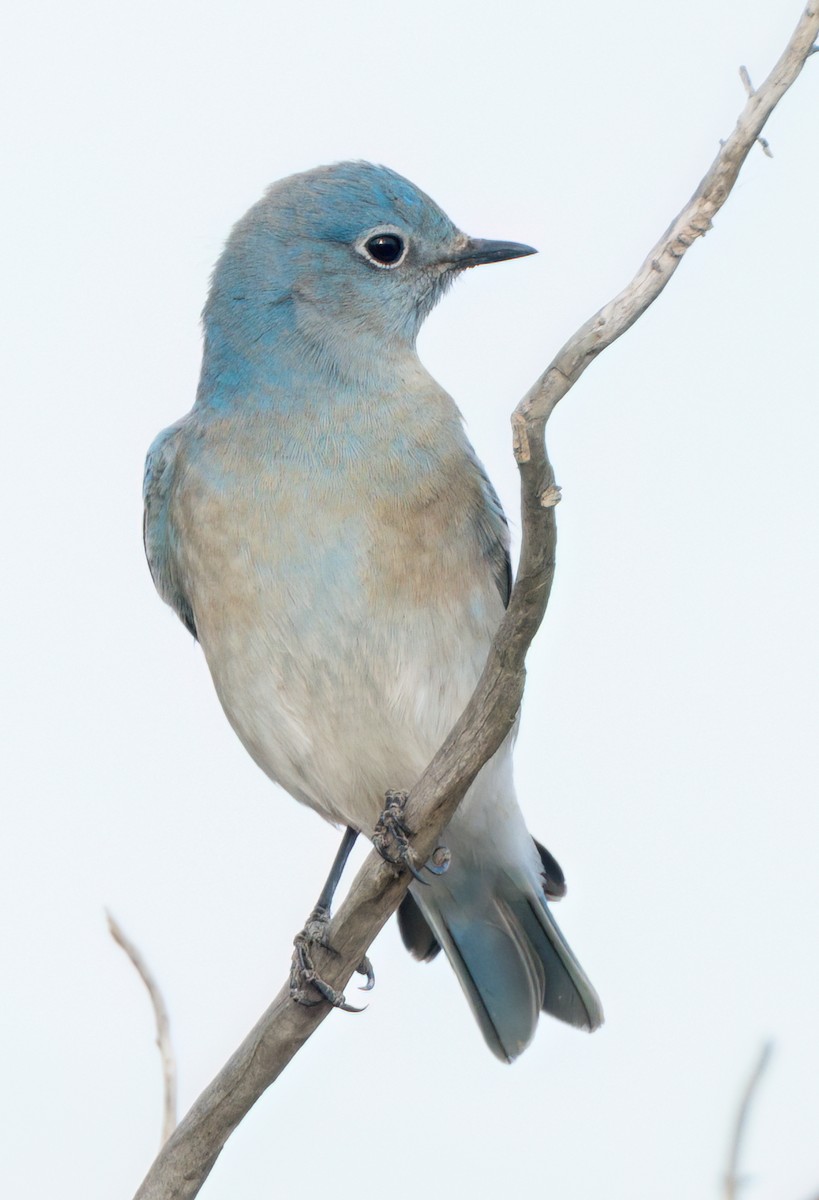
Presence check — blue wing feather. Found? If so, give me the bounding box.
[469,450,512,607]
[143,420,198,639]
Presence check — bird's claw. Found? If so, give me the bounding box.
[289,906,368,1013]
[372,790,451,882]
[357,955,375,991]
[373,790,427,883]
[426,845,452,875]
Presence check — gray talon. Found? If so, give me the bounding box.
[357,956,375,991]
[311,972,365,1013]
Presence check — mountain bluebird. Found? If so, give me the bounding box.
[144,161,603,1061]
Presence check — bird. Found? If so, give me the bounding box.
[143,161,603,1062]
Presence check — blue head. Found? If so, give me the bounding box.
[199,162,535,398]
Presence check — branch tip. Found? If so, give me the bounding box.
[107,910,178,1148]
[723,1042,774,1200]
[739,65,756,97]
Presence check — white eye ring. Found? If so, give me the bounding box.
[355,225,408,270]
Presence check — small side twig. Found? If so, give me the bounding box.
[739,67,774,155]
[739,64,756,97]
[724,1041,774,1200]
[107,911,178,1147]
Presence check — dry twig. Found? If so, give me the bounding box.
[108,911,178,1147]
[133,5,819,1197]
[724,1042,774,1200]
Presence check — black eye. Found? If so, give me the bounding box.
[364,233,405,266]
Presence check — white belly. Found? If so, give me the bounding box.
[177,496,501,829]
[197,577,499,831]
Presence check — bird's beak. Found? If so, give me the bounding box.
[448,236,537,269]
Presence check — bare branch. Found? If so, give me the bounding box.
[107,911,178,1147]
[724,1042,774,1200]
[132,5,819,1197]
[513,0,819,439]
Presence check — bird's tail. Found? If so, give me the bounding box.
[399,849,603,1062]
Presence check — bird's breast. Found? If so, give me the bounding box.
[170,401,504,826]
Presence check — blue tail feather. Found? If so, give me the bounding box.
[410,872,603,1062]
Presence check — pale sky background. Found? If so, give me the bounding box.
[2,1,818,1197]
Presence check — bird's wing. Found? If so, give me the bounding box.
[143,419,198,639]
[469,451,513,608]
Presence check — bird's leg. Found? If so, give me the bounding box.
[314,824,360,915]
[372,790,451,882]
[289,826,374,1012]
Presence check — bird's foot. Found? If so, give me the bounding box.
[373,791,425,881]
[372,790,451,882]
[289,905,374,1012]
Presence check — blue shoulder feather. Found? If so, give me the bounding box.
[143,420,197,639]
